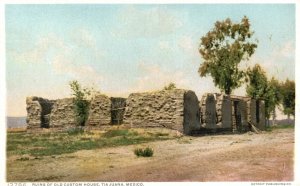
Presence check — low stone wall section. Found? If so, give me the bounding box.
[49,98,77,128]
[200,93,216,130]
[231,96,249,132]
[111,97,126,125]
[245,98,257,127]
[87,94,111,126]
[215,94,232,129]
[123,89,200,134]
[26,97,55,129]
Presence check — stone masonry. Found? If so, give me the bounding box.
[215,93,232,130]
[200,93,216,130]
[111,97,126,125]
[245,98,257,126]
[231,96,249,132]
[26,97,55,129]
[123,89,200,134]
[86,94,111,126]
[49,98,77,128]
[26,90,266,135]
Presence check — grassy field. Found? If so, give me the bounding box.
[7,127,174,158]
[6,126,294,181]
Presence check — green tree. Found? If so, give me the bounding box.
[199,16,257,95]
[164,83,176,90]
[265,77,282,124]
[246,64,282,124]
[281,79,295,121]
[245,64,268,99]
[69,80,91,126]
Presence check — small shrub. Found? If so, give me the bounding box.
[134,147,154,157]
[69,80,91,126]
[163,83,176,90]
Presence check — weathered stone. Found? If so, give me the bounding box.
[87,94,111,126]
[215,93,232,129]
[183,90,201,134]
[25,91,266,133]
[123,89,200,135]
[111,97,126,125]
[200,93,216,130]
[244,98,257,126]
[49,98,76,128]
[26,97,55,129]
[231,96,249,132]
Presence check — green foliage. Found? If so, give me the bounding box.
[7,130,170,157]
[281,79,295,119]
[245,64,268,99]
[246,64,282,119]
[164,83,176,90]
[266,77,282,119]
[134,147,154,157]
[69,80,91,126]
[199,16,257,95]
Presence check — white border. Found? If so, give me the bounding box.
[1,1,298,186]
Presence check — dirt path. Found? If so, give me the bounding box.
[7,128,294,182]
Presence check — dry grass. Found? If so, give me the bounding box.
[6,127,294,182]
[7,127,174,157]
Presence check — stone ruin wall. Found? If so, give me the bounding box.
[199,94,264,133]
[87,94,111,127]
[26,94,116,129]
[200,93,216,130]
[26,90,266,134]
[26,97,55,129]
[215,93,232,129]
[111,97,126,125]
[49,98,77,128]
[230,96,249,132]
[123,89,186,131]
[123,89,200,134]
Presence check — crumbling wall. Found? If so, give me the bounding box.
[215,94,232,129]
[231,96,249,132]
[183,91,201,134]
[111,97,126,125]
[245,98,257,126]
[26,97,55,129]
[49,98,77,128]
[123,89,200,134]
[87,94,111,126]
[200,93,216,130]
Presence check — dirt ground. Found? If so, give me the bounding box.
[7,128,294,182]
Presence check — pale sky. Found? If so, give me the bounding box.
[5,4,295,116]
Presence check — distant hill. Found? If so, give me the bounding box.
[7,117,27,128]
